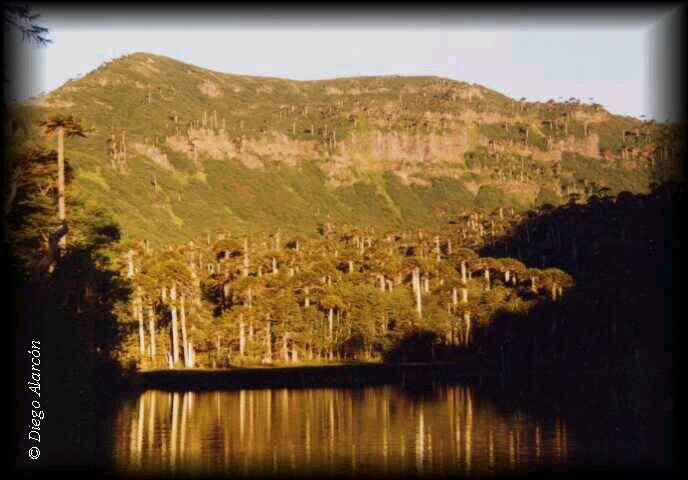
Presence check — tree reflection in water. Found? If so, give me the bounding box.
[108,384,575,477]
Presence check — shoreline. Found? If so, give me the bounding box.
[129,359,668,392]
[133,360,501,391]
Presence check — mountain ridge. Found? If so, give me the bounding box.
[6,52,678,245]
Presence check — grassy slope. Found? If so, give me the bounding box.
[9,52,662,245]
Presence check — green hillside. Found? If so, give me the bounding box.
[6,52,679,245]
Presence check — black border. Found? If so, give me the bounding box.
[4,3,684,478]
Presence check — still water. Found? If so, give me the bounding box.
[108,384,578,477]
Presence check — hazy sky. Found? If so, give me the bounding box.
[6,6,681,121]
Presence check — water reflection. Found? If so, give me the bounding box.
[109,385,574,476]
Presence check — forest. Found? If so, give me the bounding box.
[91,179,682,374]
[6,113,681,375]
[6,110,681,467]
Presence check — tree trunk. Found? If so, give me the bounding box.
[215,334,221,368]
[264,322,272,363]
[148,305,156,361]
[484,269,490,291]
[127,249,134,278]
[461,261,467,284]
[282,333,289,362]
[413,268,423,318]
[56,126,67,251]
[3,169,17,216]
[122,130,127,164]
[462,288,468,304]
[239,313,246,360]
[170,286,180,366]
[328,308,334,358]
[291,340,298,363]
[137,295,145,363]
[464,312,472,345]
[180,294,188,366]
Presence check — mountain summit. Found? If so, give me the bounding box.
[8,52,677,244]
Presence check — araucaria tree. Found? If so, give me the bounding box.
[38,115,87,253]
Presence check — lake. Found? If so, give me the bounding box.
[107,383,583,477]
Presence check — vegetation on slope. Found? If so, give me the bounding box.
[5,52,682,245]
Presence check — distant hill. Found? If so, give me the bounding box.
[6,52,681,245]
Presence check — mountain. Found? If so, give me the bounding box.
[6,52,678,245]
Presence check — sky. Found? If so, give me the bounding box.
[5,6,683,121]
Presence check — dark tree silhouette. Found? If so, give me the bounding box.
[2,2,51,46]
